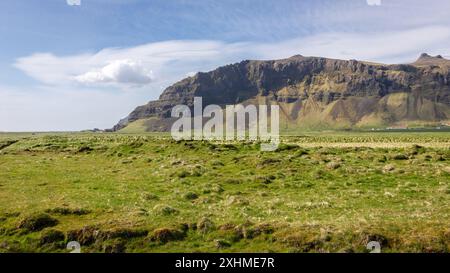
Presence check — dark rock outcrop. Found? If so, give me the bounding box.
[113,54,450,131]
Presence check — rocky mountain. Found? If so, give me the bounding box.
[113,53,450,132]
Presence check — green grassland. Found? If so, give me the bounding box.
[0,132,449,253]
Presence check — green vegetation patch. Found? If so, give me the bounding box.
[0,132,449,252]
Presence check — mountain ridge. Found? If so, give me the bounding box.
[113,53,450,132]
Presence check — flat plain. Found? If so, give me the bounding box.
[0,132,449,253]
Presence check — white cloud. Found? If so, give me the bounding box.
[366,0,382,6]
[75,59,153,86]
[14,25,450,91]
[258,25,450,64]
[7,25,450,131]
[14,40,235,88]
[185,71,197,78]
[67,0,81,6]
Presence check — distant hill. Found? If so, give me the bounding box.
[113,53,450,132]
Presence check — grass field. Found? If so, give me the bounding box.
[0,132,449,253]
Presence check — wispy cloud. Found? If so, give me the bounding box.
[3,0,450,132]
[14,25,450,89]
[262,25,450,63]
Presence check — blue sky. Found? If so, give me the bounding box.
[1,0,450,131]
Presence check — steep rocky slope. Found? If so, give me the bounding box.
[113,53,450,132]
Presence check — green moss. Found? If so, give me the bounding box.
[0,132,448,252]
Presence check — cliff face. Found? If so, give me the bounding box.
[113,54,450,131]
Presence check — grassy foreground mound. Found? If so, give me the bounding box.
[0,132,449,253]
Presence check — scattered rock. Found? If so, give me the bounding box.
[121,159,133,164]
[211,184,224,193]
[443,166,450,174]
[326,161,341,170]
[382,164,396,173]
[384,191,395,198]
